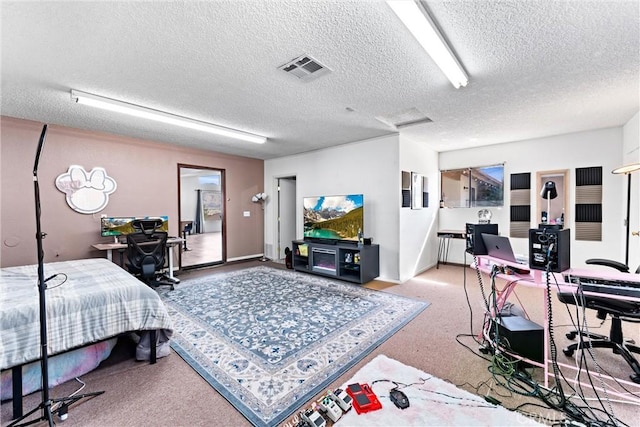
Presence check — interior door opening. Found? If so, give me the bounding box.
[178,164,226,269]
[277,176,296,262]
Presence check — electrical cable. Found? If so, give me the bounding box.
[552,270,637,424]
[370,378,498,409]
[44,273,68,290]
[538,237,628,426]
[462,230,633,426]
[462,250,481,343]
[543,241,567,407]
[455,333,493,363]
[572,288,619,425]
[51,377,86,413]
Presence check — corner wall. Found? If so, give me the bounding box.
[264,134,400,282]
[438,127,625,266]
[398,135,439,282]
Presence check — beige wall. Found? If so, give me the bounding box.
[0,117,264,268]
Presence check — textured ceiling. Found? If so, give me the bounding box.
[1,1,638,160]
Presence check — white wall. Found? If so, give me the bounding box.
[398,135,439,282]
[180,176,222,233]
[439,127,625,267]
[264,134,400,281]
[622,112,639,268]
[263,120,637,282]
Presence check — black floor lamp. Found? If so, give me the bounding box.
[252,192,269,262]
[10,125,103,427]
[612,162,640,267]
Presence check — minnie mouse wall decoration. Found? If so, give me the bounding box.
[55,165,117,214]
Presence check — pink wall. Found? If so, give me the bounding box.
[0,117,264,268]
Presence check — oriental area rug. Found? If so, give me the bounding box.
[159,266,428,427]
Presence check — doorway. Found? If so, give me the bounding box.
[276,176,296,262]
[178,164,226,269]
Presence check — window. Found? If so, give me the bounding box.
[440,164,504,208]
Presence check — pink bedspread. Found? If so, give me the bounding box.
[1,338,117,401]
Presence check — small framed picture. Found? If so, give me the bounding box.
[411,172,423,209]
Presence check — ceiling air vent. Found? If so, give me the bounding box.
[375,108,433,129]
[278,55,331,82]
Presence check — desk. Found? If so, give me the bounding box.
[92,237,183,279]
[473,255,640,402]
[436,230,466,268]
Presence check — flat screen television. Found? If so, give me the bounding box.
[101,216,169,238]
[303,194,363,242]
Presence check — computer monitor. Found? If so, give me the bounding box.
[101,216,168,241]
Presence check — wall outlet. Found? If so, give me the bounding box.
[243,211,250,217]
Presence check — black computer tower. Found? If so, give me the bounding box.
[528,228,570,272]
[465,223,499,255]
[490,315,544,364]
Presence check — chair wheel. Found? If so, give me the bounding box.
[566,332,577,340]
[563,348,574,357]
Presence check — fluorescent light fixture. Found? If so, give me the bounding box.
[70,90,267,144]
[387,0,469,88]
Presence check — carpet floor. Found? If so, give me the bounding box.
[2,261,639,427]
[157,266,428,426]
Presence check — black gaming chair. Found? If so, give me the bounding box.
[126,219,174,290]
[557,258,640,383]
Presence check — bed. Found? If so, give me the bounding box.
[0,257,174,415]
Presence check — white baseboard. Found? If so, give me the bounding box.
[227,253,263,262]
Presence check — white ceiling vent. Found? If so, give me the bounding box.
[375,108,433,129]
[278,55,331,82]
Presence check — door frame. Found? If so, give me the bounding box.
[275,176,297,260]
[177,163,227,269]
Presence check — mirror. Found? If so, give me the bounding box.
[440,164,504,208]
[536,169,569,226]
[178,165,225,269]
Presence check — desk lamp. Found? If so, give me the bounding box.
[612,162,640,266]
[540,181,557,224]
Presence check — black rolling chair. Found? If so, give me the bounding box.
[126,219,174,290]
[586,258,640,274]
[557,258,640,383]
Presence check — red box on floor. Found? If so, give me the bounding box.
[346,383,382,414]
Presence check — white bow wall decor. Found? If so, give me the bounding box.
[55,165,117,214]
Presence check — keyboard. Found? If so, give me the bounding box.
[564,273,640,299]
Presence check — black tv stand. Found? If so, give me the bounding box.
[292,240,380,284]
[304,237,337,245]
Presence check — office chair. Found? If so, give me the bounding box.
[126,219,175,290]
[585,258,640,274]
[557,257,640,383]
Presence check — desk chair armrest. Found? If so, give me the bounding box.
[586,258,630,273]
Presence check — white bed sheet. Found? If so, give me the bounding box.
[0,258,173,370]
